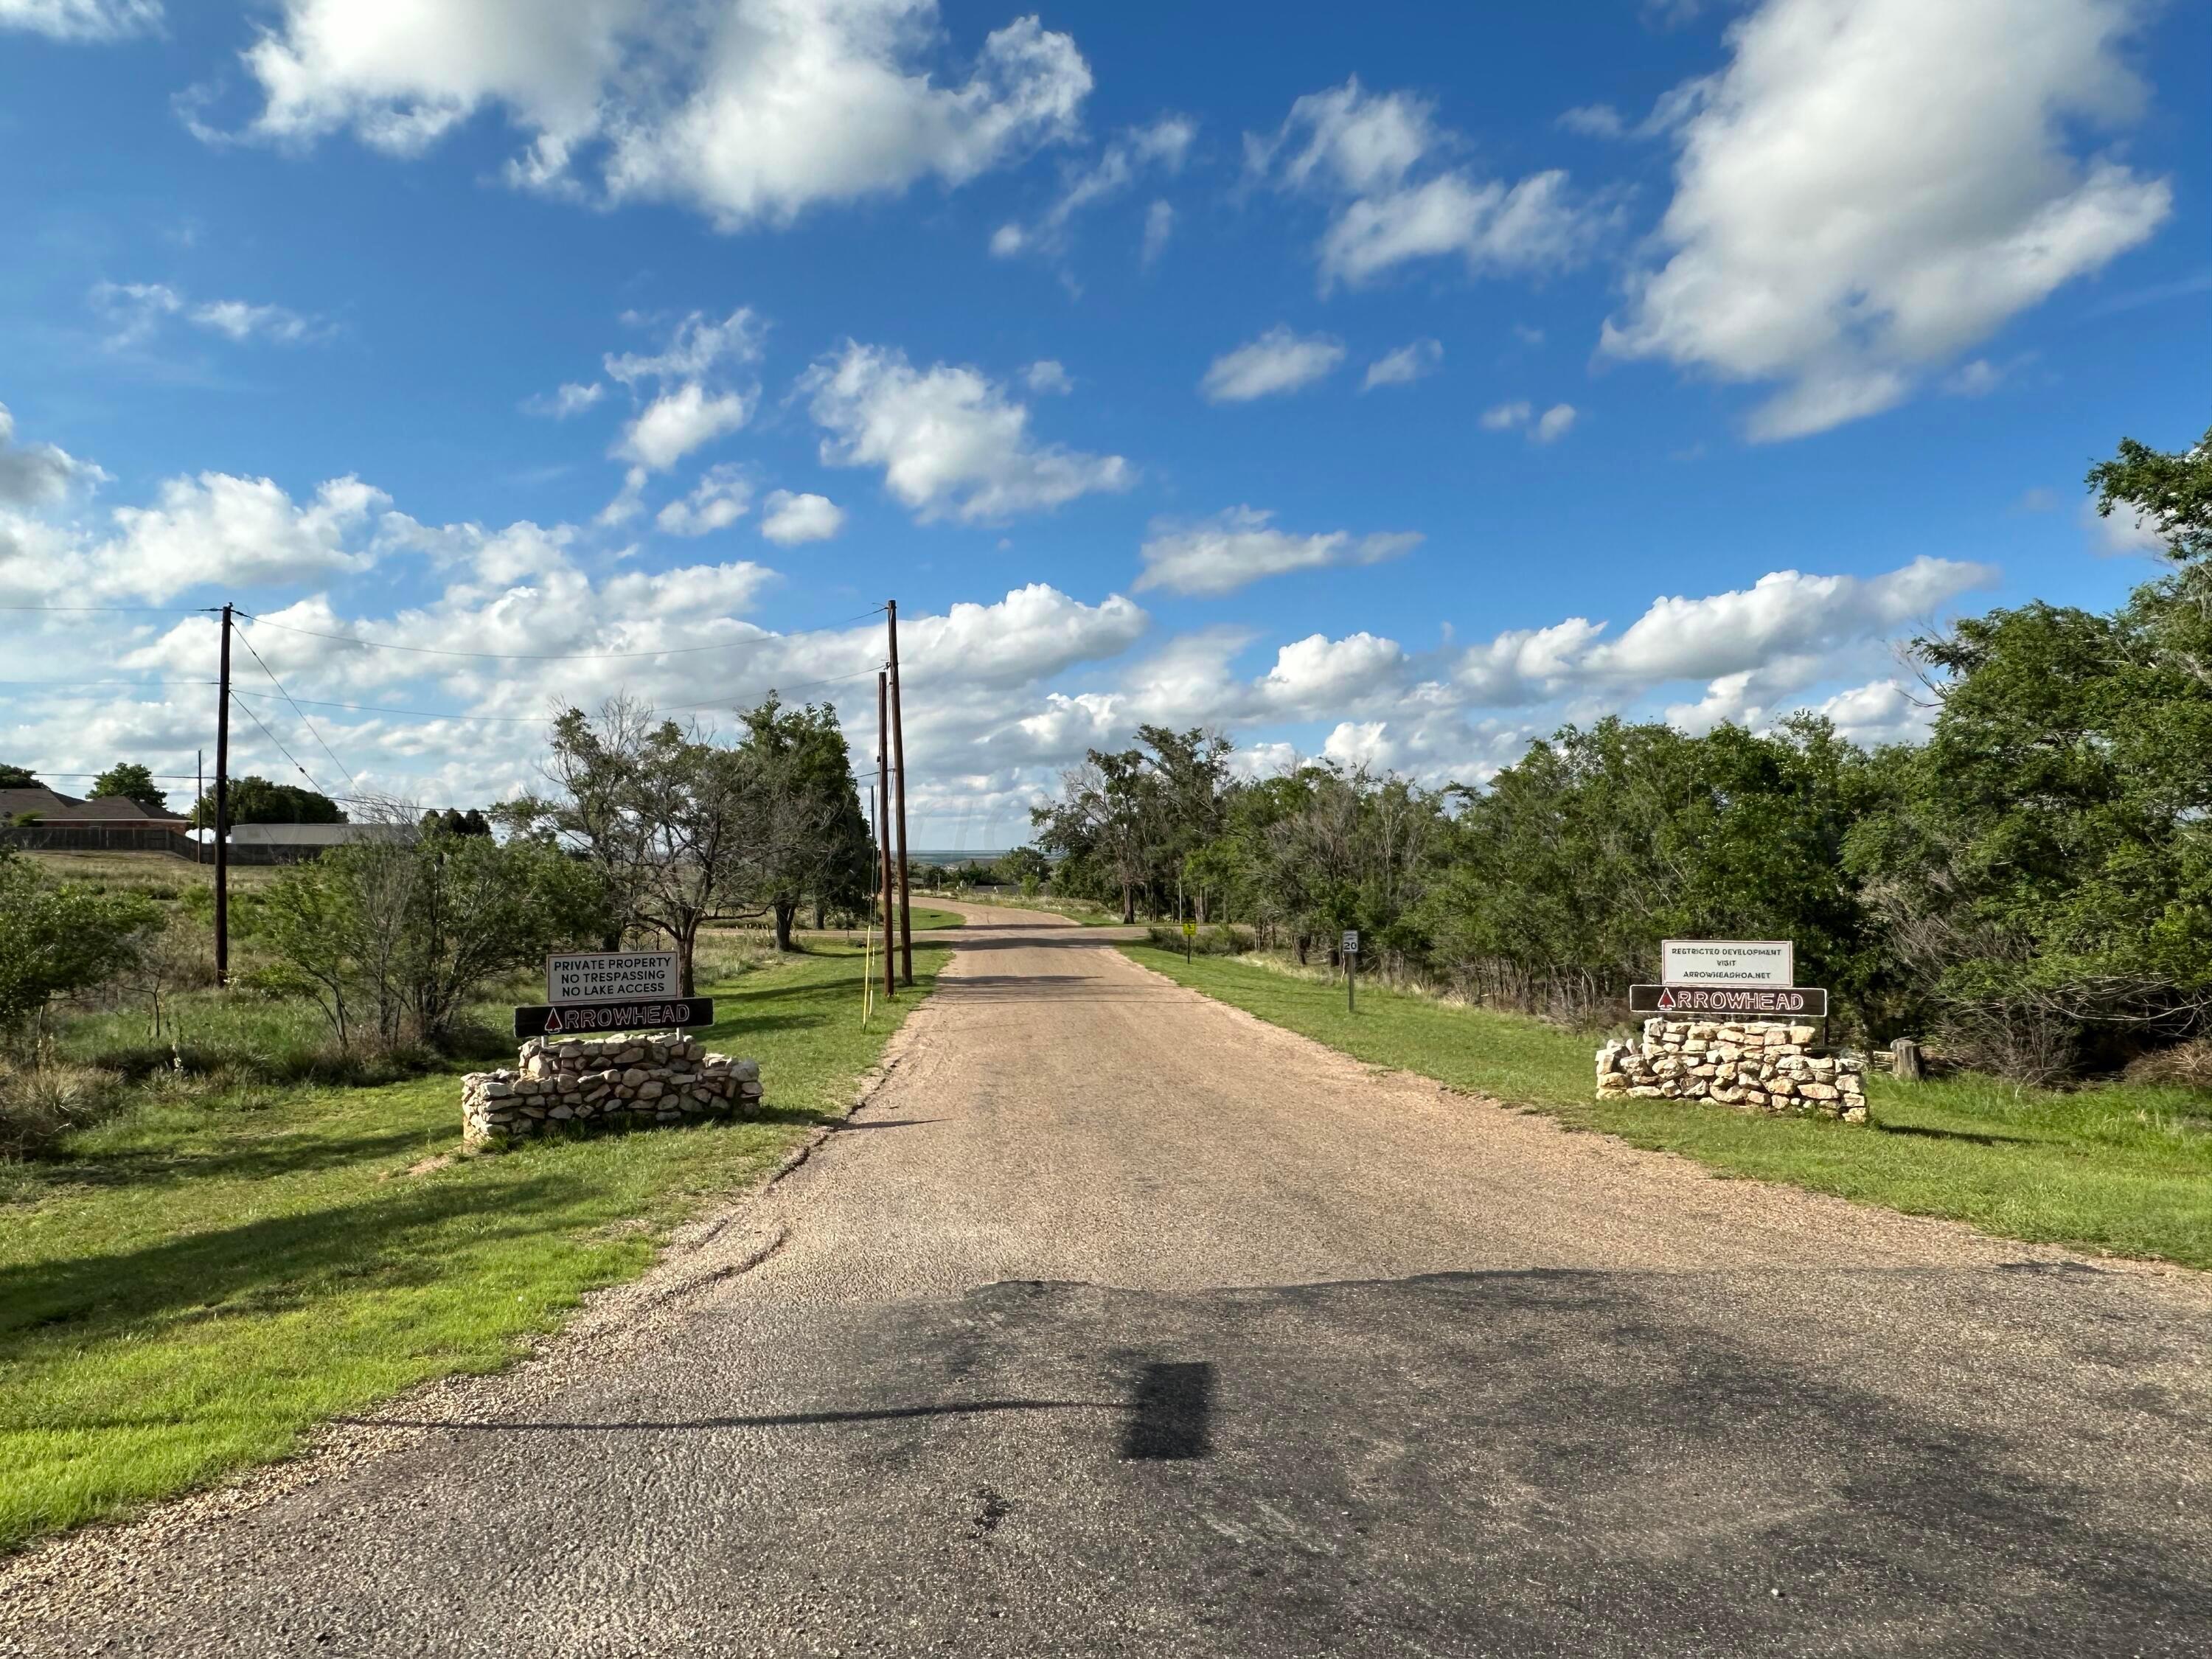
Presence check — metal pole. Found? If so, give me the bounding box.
[887,600,914,987]
[877,672,895,1002]
[195,748,204,866]
[1348,944,1355,1014]
[213,605,232,984]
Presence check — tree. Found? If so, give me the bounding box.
[191,776,346,827]
[732,695,872,949]
[1033,748,1157,923]
[0,852,161,1037]
[2088,420,2212,566]
[258,827,607,1051]
[420,807,493,838]
[88,762,170,816]
[504,698,748,995]
[0,765,38,789]
[1848,595,2212,1076]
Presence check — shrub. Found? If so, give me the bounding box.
[0,1060,126,1160]
[2124,1040,2212,1090]
[1144,923,1255,956]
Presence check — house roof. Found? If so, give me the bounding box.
[226,823,413,846]
[0,787,183,825]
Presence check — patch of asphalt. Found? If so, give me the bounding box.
[0,998,935,1627]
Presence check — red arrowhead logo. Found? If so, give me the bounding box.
[1656,987,1676,1010]
[543,1009,564,1032]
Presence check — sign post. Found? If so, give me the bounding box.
[546,950,680,1006]
[1343,929,1359,1013]
[1641,936,1826,1029]
[1658,939,1792,990]
[1181,918,1197,964]
[1629,984,1827,1018]
[522,950,703,1041]
[513,997,714,1040]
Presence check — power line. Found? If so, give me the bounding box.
[234,603,891,664]
[0,604,212,615]
[226,692,331,800]
[234,633,358,788]
[226,664,886,727]
[0,679,214,689]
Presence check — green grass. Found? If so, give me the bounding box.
[0,942,947,1555]
[1122,944,2212,1271]
[905,905,964,931]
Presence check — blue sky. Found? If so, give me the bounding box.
[2,0,2207,846]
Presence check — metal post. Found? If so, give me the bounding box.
[213,605,232,984]
[877,672,895,1002]
[1348,947,1355,1014]
[887,600,914,987]
[195,748,204,866]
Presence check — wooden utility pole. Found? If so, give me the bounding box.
[877,671,896,1002]
[887,599,914,987]
[212,604,233,984]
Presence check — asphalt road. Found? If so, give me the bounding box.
[7,903,2210,1656]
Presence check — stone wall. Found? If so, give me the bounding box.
[462,1033,762,1145]
[1596,1018,1867,1123]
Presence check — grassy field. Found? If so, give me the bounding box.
[19,849,284,897]
[1122,943,2212,1271]
[0,942,946,1555]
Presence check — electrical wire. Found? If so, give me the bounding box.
[226,663,887,726]
[0,604,212,615]
[226,692,331,800]
[238,608,885,664]
[234,633,358,787]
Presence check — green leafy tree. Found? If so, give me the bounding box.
[191,776,346,827]
[502,698,748,995]
[0,765,38,789]
[259,828,607,1051]
[1848,595,2212,1076]
[2088,420,2212,566]
[0,851,161,1036]
[88,762,170,815]
[734,695,872,950]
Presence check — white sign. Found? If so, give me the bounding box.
[547,950,680,1005]
[1660,939,1792,990]
[1342,930,1360,955]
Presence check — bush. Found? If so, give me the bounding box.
[2124,1040,2212,1090]
[0,1060,126,1160]
[1144,923,1255,956]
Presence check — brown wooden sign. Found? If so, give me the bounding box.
[1629,984,1828,1018]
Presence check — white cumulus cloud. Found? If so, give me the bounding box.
[1200,326,1344,403]
[1248,77,1602,291]
[1362,338,1442,391]
[760,489,845,545]
[0,0,159,41]
[801,341,1133,524]
[0,404,105,507]
[1135,507,1421,597]
[230,0,1093,232]
[991,113,1194,259]
[91,282,320,349]
[522,382,607,418]
[1602,0,2172,440]
[655,464,753,535]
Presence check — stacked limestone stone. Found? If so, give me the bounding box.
[1596,1019,1867,1124]
[462,1033,762,1145]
